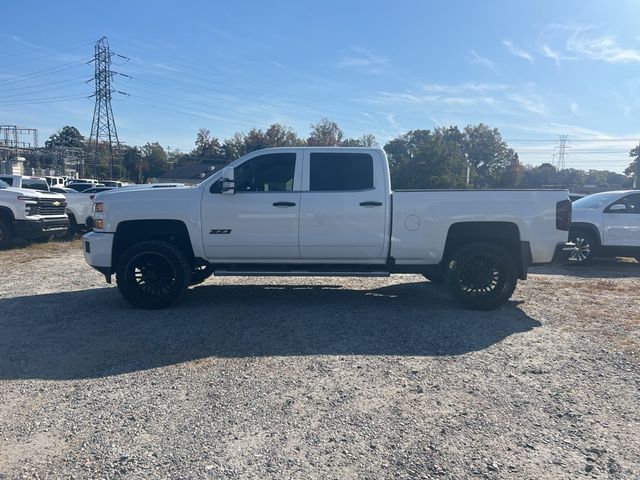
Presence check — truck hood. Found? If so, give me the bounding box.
[0,186,65,199]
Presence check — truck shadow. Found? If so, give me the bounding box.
[0,281,540,380]
[531,257,640,279]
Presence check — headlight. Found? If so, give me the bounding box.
[18,195,38,216]
[93,202,104,214]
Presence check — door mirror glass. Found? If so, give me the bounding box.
[221,167,235,195]
[608,203,627,212]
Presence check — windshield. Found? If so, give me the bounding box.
[572,192,622,210]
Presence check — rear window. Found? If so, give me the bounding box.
[0,177,13,186]
[21,178,50,191]
[309,153,374,191]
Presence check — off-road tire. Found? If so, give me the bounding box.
[445,242,518,310]
[0,218,13,250]
[116,240,191,309]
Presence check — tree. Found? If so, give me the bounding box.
[192,128,223,161]
[307,118,343,146]
[45,126,84,149]
[141,142,168,180]
[384,129,467,189]
[340,133,378,147]
[462,124,522,188]
[121,146,143,183]
[520,163,557,187]
[625,145,640,187]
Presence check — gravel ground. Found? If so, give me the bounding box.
[0,240,639,479]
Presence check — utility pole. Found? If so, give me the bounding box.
[88,37,129,179]
[635,140,640,189]
[553,135,569,170]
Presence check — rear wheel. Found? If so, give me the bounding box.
[445,242,518,310]
[0,218,14,250]
[568,229,597,264]
[116,240,191,309]
[63,214,79,239]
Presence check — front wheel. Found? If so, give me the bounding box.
[446,243,518,310]
[116,240,191,309]
[0,218,14,250]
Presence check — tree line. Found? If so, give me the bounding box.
[38,119,638,189]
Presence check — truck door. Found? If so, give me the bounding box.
[602,193,640,246]
[201,151,302,260]
[298,151,388,261]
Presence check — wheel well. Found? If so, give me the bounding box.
[569,223,601,247]
[443,222,527,279]
[0,207,14,225]
[112,220,195,270]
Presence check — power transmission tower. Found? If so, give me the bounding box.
[553,135,570,170]
[88,37,129,179]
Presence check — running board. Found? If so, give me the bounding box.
[213,270,390,278]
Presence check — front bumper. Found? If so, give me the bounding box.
[14,217,69,239]
[83,231,114,273]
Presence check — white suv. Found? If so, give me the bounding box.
[569,190,640,263]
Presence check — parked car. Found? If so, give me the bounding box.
[66,178,99,186]
[569,190,640,263]
[44,176,66,188]
[51,187,113,235]
[100,180,123,188]
[0,179,68,249]
[0,175,50,192]
[83,147,572,310]
[67,182,105,192]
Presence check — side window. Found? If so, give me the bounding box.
[0,177,13,186]
[621,194,640,213]
[234,153,296,192]
[309,153,373,191]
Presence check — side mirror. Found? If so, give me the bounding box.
[608,203,627,212]
[221,167,235,195]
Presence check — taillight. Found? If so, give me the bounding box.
[556,199,571,231]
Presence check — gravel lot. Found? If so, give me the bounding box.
[1,240,639,479]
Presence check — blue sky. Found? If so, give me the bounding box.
[1,0,639,172]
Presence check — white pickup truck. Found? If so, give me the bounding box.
[83,147,571,310]
[0,179,69,249]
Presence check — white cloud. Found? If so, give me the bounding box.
[421,82,509,94]
[468,50,495,70]
[503,40,534,63]
[337,48,390,74]
[508,93,546,115]
[566,31,640,63]
[570,102,579,115]
[541,44,562,66]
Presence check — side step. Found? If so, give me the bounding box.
[213,270,391,278]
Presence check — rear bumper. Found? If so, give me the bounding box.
[83,231,114,272]
[14,217,69,239]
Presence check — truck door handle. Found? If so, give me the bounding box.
[273,201,296,207]
[359,201,383,207]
